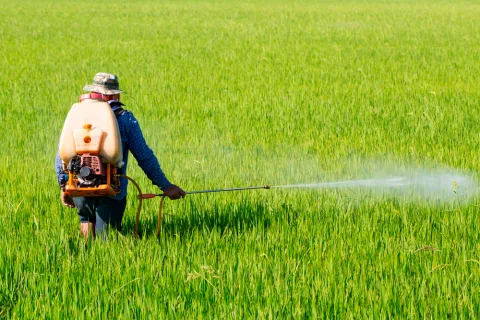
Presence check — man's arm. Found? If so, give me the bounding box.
[55,153,75,208]
[125,112,185,199]
[55,154,68,187]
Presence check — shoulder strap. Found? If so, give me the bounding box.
[109,101,126,117]
[113,107,126,117]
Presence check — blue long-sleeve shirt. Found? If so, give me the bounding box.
[55,103,171,200]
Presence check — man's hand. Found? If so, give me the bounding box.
[162,184,186,200]
[61,191,75,208]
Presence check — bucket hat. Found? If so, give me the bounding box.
[83,72,124,95]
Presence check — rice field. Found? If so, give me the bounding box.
[0,0,479,318]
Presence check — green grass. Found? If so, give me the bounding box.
[0,0,479,318]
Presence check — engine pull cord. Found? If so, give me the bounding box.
[115,174,166,238]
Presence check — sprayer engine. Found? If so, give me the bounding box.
[67,154,107,187]
[64,153,120,197]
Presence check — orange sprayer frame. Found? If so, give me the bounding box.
[64,164,120,197]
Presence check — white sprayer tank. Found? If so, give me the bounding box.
[58,99,123,166]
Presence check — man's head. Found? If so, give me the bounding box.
[83,72,124,103]
[84,72,123,95]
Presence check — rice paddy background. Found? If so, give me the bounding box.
[0,0,479,318]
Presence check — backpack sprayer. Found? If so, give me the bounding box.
[58,94,124,198]
[58,94,271,237]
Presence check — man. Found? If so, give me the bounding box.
[55,72,185,238]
